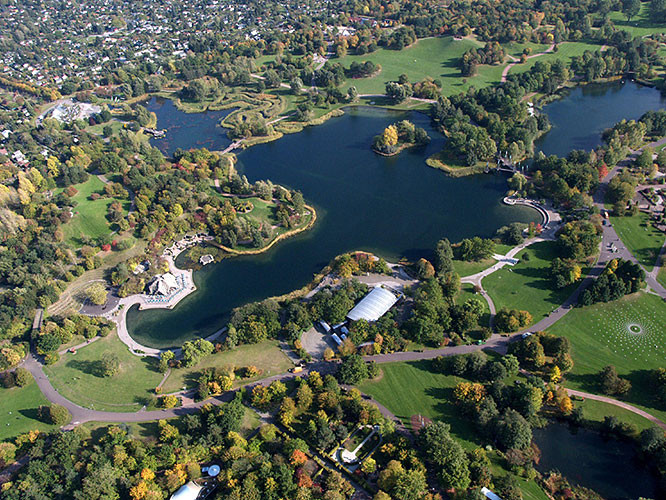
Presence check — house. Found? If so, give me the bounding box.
[199,254,214,266]
[148,273,179,295]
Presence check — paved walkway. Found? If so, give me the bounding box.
[501,43,556,83]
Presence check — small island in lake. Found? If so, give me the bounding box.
[371,120,430,156]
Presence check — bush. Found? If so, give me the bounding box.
[38,404,71,425]
[14,367,32,387]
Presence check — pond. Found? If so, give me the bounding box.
[145,97,233,156]
[129,104,539,348]
[533,422,659,500]
[534,80,666,157]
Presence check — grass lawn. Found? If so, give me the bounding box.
[610,211,664,272]
[453,257,496,277]
[609,4,666,37]
[358,360,482,449]
[575,398,657,433]
[547,292,666,423]
[161,340,293,394]
[44,333,163,412]
[508,41,602,76]
[60,176,129,246]
[358,360,548,500]
[483,241,580,324]
[0,383,56,441]
[335,36,504,96]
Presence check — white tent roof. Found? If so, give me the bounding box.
[346,287,398,322]
[148,273,178,295]
[170,481,203,500]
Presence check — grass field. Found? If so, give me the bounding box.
[453,257,496,277]
[575,398,656,433]
[0,383,56,441]
[358,360,548,500]
[44,333,163,412]
[61,176,129,246]
[483,241,580,324]
[610,211,664,272]
[335,36,505,96]
[508,41,603,76]
[161,340,293,394]
[609,4,666,37]
[547,292,666,423]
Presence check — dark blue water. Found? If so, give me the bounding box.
[127,105,538,347]
[145,97,233,156]
[533,422,659,500]
[534,80,666,157]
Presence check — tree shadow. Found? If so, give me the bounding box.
[18,407,42,422]
[67,359,104,377]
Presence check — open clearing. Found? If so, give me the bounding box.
[609,4,666,37]
[547,292,666,424]
[483,241,580,325]
[161,339,293,394]
[60,176,129,246]
[44,333,162,412]
[335,36,504,96]
[610,211,664,272]
[0,383,56,441]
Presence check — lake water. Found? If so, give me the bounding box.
[145,97,233,156]
[533,422,659,500]
[129,105,538,347]
[534,80,666,157]
[130,81,665,348]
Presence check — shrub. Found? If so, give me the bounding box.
[38,404,71,425]
[14,367,32,387]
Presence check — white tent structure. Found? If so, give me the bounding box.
[148,273,179,296]
[170,481,203,500]
[346,287,399,322]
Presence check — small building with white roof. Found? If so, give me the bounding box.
[346,286,399,322]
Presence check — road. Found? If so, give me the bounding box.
[500,43,556,83]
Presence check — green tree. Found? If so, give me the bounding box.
[99,352,120,377]
[338,354,369,384]
[86,282,108,306]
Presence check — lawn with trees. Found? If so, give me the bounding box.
[160,339,293,394]
[43,334,163,412]
[484,241,581,325]
[0,383,56,441]
[335,36,505,96]
[547,292,666,423]
[59,176,130,247]
[610,210,665,271]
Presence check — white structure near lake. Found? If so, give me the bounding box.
[148,273,179,296]
[346,286,399,322]
[170,481,203,500]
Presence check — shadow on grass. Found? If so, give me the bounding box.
[67,359,105,378]
[18,407,43,422]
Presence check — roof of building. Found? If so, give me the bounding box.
[170,481,203,500]
[481,487,502,500]
[346,286,399,322]
[148,272,178,295]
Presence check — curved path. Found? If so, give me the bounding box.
[566,389,666,431]
[500,43,556,83]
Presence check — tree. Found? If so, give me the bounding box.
[418,421,470,490]
[493,409,532,450]
[13,367,32,386]
[158,350,174,373]
[86,282,108,306]
[99,352,120,377]
[338,354,370,384]
[599,365,631,395]
[39,404,71,425]
[622,0,641,20]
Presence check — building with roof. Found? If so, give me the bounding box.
[346,286,399,322]
[147,273,179,296]
[170,481,203,500]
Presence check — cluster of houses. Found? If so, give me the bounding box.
[636,186,666,233]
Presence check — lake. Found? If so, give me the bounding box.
[533,422,659,500]
[534,80,666,157]
[129,105,538,347]
[130,81,665,348]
